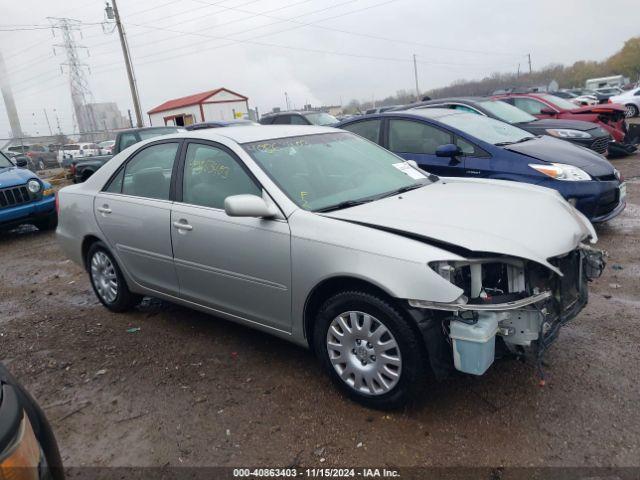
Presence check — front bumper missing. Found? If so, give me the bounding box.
[408,291,552,312]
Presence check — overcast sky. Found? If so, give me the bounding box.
[0,0,638,137]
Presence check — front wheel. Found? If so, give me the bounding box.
[313,291,427,409]
[625,104,638,118]
[87,242,141,312]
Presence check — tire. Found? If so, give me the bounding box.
[86,242,141,312]
[624,104,638,118]
[34,213,58,231]
[38,159,45,170]
[313,290,427,409]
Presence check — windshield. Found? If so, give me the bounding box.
[538,94,579,110]
[479,100,537,123]
[243,132,432,212]
[304,112,339,126]
[0,152,13,168]
[438,112,534,145]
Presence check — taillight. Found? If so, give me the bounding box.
[55,192,59,214]
[608,99,612,103]
[69,163,76,174]
[26,152,34,157]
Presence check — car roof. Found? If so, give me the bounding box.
[166,125,337,144]
[377,108,465,120]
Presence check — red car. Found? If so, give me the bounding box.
[493,92,636,156]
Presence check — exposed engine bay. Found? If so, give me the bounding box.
[409,246,606,378]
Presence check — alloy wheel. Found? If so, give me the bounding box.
[90,251,118,304]
[624,104,638,118]
[326,311,402,396]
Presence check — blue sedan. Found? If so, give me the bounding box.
[337,109,626,223]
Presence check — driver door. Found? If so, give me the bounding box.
[170,141,293,332]
[384,118,464,177]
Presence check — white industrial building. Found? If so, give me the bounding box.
[147,88,249,127]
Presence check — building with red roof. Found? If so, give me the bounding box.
[147,88,249,127]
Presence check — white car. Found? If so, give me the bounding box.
[58,143,102,167]
[56,125,605,408]
[99,140,116,155]
[609,87,640,118]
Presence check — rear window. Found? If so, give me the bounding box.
[63,145,80,150]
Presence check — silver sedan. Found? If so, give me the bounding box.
[56,125,603,408]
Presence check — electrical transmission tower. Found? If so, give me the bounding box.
[48,17,97,134]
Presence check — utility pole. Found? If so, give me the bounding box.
[527,53,532,74]
[105,1,143,127]
[284,91,290,110]
[517,63,520,80]
[413,54,420,101]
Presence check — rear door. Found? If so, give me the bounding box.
[383,118,464,177]
[170,140,292,332]
[94,140,181,295]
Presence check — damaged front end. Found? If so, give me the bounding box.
[409,246,606,377]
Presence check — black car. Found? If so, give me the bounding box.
[401,97,611,155]
[184,119,258,130]
[259,111,339,126]
[0,363,63,479]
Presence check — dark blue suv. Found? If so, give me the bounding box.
[0,152,57,231]
[337,109,625,223]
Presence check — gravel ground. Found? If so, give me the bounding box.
[1,153,639,469]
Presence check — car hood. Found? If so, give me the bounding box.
[519,118,602,132]
[503,135,614,176]
[0,166,37,188]
[322,178,596,275]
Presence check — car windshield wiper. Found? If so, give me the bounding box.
[495,136,536,146]
[314,198,373,213]
[376,182,427,199]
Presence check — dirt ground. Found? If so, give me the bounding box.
[1,152,639,470]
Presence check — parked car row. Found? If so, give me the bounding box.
[56,124,606,409]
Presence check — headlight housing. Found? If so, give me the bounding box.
[26,180,41,194]
[529,163,591,181]
[545,128,592,139]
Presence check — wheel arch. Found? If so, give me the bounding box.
[303,275,407,347]
[81,234,103,270]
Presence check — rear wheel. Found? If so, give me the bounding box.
[313,291,427,409]
[87,242,141,312]
[624,104,638,118]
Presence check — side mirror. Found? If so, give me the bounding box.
[540,107,556,115]
[224,194,277,218]
[15,157,28,168]
[435,144,462,158]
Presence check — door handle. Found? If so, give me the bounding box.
[173,220,193,231]
[97,205,112,214]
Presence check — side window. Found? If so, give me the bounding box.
[121,142,179,200]
[119,133,138,150]
[272,115,291,125]
[634,89,640,96]
[290,115,308,125]
[513,98,546,115]
[104,168,125,193]
[388,119,452,155]
[182,143,261,210]
[341,119,381,143]
[455,137,488,157]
